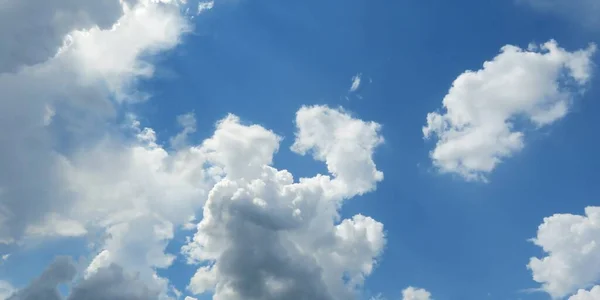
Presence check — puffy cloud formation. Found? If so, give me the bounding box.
[0,0,389,298]
[529,207,600,298]
[402,287,432,300]
[0,0,190,244]
[519,0,600,29]
[570,286,600,300]
[423,40,596,181]
[0,0,208,297]
[6,257,159,300]
[182,106,386,299]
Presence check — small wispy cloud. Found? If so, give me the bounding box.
[349,73,362,92]
[198,1,215,14]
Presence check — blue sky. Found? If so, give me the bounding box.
[2,0,600,300]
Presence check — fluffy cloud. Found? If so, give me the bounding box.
[402,287,432,300]
[519,0,600,29]
[6,257,160,300]
[182,105,386,300]
[0,0,191,244]
[0,0,205,297]
[570,286,600,300]
[1,0,388,299]
[423,40,595,181]
[529,207,600,298]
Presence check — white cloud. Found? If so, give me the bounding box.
[350,73,362,92]
[0,1,389,300]
[0,0,191,245]
[6,257,161,300]
[402,287,432,300]
[570,286,600,300]
[182,105,386,299]
[197,1,214,14]
[0,281,14,300]
[423,40,596,181]
[0,0,203,298]
[529,207,600,298]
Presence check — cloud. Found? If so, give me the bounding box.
[529,207,600,298]
[0,281,14,300]
[6,257,160,300]
[518,0,600,29]
[197,1,214,14]
[423,40,596,181]
[0,0,191,245]
[402,287,432,300]
[0,1,389,299]
[569,286,600,300]
[350,73,362,92]
[182,105,386,300]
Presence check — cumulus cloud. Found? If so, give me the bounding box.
[0,0,206,297]
[423,40,596,181]
[182,105,386,300]
[6,257,160,300]
[570,286,600,300]
[0,0,389,299]
[402,287,432,300]
[519,0,600,29]
[529,207,600,298]
[0,0,191,245]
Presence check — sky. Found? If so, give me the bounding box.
[1,0,600,300]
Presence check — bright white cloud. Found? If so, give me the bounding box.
[570,286,600,300]
[350,73,362,92]
[529,207,600,298]
[423,40,596,181]
[402,287,432,300]
[182,105,386,300]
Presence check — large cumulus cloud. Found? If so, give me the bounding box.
[181,106,386,300]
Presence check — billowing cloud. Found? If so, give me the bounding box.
[182,105,386,300]
[0,0,191,244]
[0,0,389,299]
[569,286,600,300]
[6,257,160,300]
[529,207,600,298]
[423,40,595,181]
[402,287,432,300]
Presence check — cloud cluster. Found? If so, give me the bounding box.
[0,0,191,244]
[182,105,386,299]
[1,0,390,298]
[529,207,600,299]
[423,40,595,181]
[7,257,160,300]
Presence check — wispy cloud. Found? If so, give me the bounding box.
[197,1,214,14]
[349,73,362,92]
